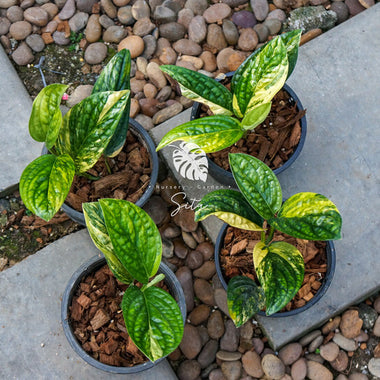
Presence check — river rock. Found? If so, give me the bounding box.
[103,25,126,43]
[25,34,45,52]
[207,24,227,52]
[6,6,23,22]
[185,250,203,269]
[172,207,198,232]
[278,343,302,365]
[66,85,93,107]
[193,261,216,280]
[180,324,202,359]
[176,266,194,312]
[306,360,333,380]
[153,103,183,124]
[118,35,144,57]
[177,360,201,380]
[133,17,155,36]
[309,335,324,353]
[346,0,366,15]
[159,46,177,64]
[203,3,231,23]
[330,350,349,371]
[238,28,258,51]
[241,350,263,377]
[69,12,88,32]
[57,0,75,19]
[374,316,380,336]
[285,6,337,32]
[220,319,239,352]
[368,358,380,378]
[253,23,269,42]
[221,361,242,380]
[189,304,210,326]
[232,10,256,28]
[9,21,32,40]
[142,196,167,225]
[173,38,202,55]
[135,114,154,131]
[261,354,285,379]
[333,333,358,351]
[251,0,268,21]
[199,51,216,72]
[291,358,307,380]
[222,19,239,45]
[153,4,176,22]
[299,330,322,346]
[146,61,166,88]
[330,1,349,24]
[41,3,58,18]
[267,8,286,22]
[340,309,363,339]
[85,14,102,43]
[102,0,118,17]
[358,303,378,330]
[52,30,70,45]
[185,0,208,15]
[264,18,282,35]
[322,316,341,334]
[217,351,242,361]
[0,0,17,7]
[188,15,206,44]
[159,21,185,41]
[117,6,134,25]
[99,14,114,29]
[320,342,339,362]
[198,339,218,368]
[132,0,150,19]
[0,17,10,35]
[11,42,34,65]
[84,42,107,64]
[195,278,215,306]
[142,35,156,59]
[24,6,48,26]
[77,0,97,12]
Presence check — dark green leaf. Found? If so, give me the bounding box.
[232,37,288,116]
[122,285,184,362]
[229,153,282,220]
[19,154,75,221]
[253,241,304,315]
[227,276,265,327]
[55,90,130,173]
[195,189,264,231]
[29,84,68,149]
[280,30,302,79]
[99,199,161,284]
[161,65,233,115]
[268,192,342,240]
[92,49,132,157]
[82,202,132,284]
[156,115,243,153]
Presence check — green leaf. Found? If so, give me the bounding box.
[232,37,288,116]
[55,90,130,173]
[156,115,243,153]
[82,202,133,284]
[241,102,271,131]
[122,285,184,362]
[99,199,161,284]
[253,241,304,315]
[92,49,132,157]
[29,84,68,149]
[268,192,342,240]
[19,154,75,221]
[160,65,233,115]
[229,153,282,220]
[227,276,265,327]
[280,30,302,79]
[195,189,264,231]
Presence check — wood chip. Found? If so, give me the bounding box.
[76,294,92,309]
[303,292,314,302]
[298,283,311,299]
[230,239,248,255]
[90,309,110,331]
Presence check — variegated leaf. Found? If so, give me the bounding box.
[122,285,184,362]
[55,90,130,173]
[241,102,271,131]
[280,30,302,78]
[195,189,264,231]
[82,202,133,284]
[229,153,282,220]
[29,84,68,149]
[19,154,75,221]
[232,37,288,116]
[99,199,161,284]
[268,192,342,241]
[227,276,265,327]
[156,115,244,153]
[253,241,304,315]
[160,65,233,115]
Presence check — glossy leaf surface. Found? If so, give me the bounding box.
[227,276,265,327]
[229,153,282,220]
[55,90,129,173]
[122,285,184,362]
[29,84,68,149]
[161,65,233,115]
[82,202,132,284]
[253,241,304,315]
[280,30,302,78]
[99,199,161,284]
[232,37,288,116]
[20,154,75,221]
[241,102,271,131]
[268,192,342,240]
[92,49,131,157]
[156,116,243,153]
[195,189,264,231]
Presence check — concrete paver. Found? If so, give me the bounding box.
[151,4,380,349]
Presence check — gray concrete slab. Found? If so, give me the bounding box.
[0,229,178,379]
[0,47,41,195]
[151,4,380,349]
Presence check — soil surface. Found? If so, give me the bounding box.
[221,226,327,312]
[208,89,305,172]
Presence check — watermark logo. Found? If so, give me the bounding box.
[170,142,208,182]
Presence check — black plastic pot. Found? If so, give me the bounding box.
[62,254,187,374]
[215,223,336,318]
[190,76,307,188]
[42,118,159,226]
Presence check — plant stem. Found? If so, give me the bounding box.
[104,157,112,175]
[141,273,165,292]
[265,226,275,245]
[79,172,100,181]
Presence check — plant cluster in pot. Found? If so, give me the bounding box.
[156,30,306,187]
[194,153,342,325]
[62,199,185,373]
[20,49,158,226]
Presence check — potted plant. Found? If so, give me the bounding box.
[62,199,185,373]
[194,153,342,326]
[20,49,158,225]
[156,30,306,186]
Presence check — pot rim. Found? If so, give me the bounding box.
[42,118,159,226]
[61,254,186,374]
[190,74,307,187]
[214,223,336,318]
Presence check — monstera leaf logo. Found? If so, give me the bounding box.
[170,142,208,182]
